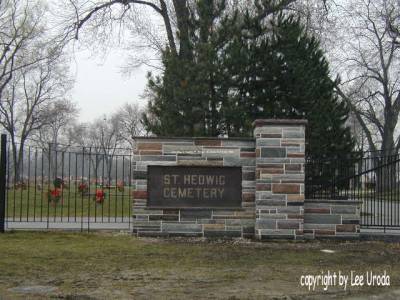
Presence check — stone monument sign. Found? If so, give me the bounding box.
[147,166,242,208]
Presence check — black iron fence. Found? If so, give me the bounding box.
[2,133,400,231]
[306,151,400,229]
[2,137,134,231]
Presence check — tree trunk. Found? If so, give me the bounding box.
[172,0,192,60]
[105,155,114,186]
[374,155,397,193]
[90,155,101,183]
[159,0,177,56]
[362,108,398,193]
[45,144,59,183]
[10,137,20,184]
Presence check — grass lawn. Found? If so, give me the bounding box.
[0,232,399,299]
[6,186,133,220]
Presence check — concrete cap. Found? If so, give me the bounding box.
[132,136,254,141]
[253,119,308,127]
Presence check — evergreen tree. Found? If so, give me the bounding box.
[144,51,203,136]
[224,13,355,159]
[143,1,356,160]
[143,0,228,137]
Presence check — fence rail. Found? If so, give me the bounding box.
[306,152,400,229]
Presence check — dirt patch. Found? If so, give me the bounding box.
[0,232,398,299]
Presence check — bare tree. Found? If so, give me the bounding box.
[302,0,400,191]
[34,99,78,149]
[63,0,297,69]
[328,1,400,156]
[115,102,145,147]
[33,99,78,179]
[0,48,72,182]
[292,0,339,44]
[293,1,400,152]
[293,0,400,157]
[64,0,190,67]
[0,0,52,103]
[85,115,123,184]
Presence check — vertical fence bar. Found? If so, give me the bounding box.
[360,156,363,226]
[372,156,376,227]
[394,155,400,226]
[87,147,91,232]
[0,135,7,232]
[40,149,44,221]
[115,155,118,222]
[33,148,37,221]
[47,144,51,229]
[53,149,58,222]
[74,151,78,222]
[26,146,31,221]
[6,138,10,223]
[383,155,386,229]
[68,151,71,222]
[395,155,400,226]
[367,155,370,226]
[380,157,383,230]
[129,153,132,228]
[122,155,125,222]
[367,155,370,225]
[19,145,24,222]
[94,153,98,222]
[81,147,85,232]
[373,156,377,227]
[61,151,65,222]
[363,156,367,226]
[390,155,392,228]
[105,155,110,222]
[101,154,104,223]
[12,144,16,221]
[369,155,373,226]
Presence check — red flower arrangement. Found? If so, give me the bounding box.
[48,188,62,206]
[78,183,88,196]
[94,189,106,204]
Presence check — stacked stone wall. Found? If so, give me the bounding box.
[254,120,307,240]
[304,200,361,239]
[131,119,361,240]
[132,137,256,238]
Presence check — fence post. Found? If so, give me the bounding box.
[0,134,7,232]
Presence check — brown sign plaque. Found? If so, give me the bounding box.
[147,166,242,208]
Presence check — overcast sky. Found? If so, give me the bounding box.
[70,48,151,123]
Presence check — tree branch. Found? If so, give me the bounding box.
[335,83,377,152]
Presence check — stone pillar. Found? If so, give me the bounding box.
[254,119,307,240]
